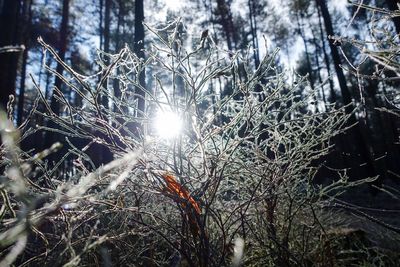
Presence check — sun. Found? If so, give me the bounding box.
[164,0,183,11]
[154,110,183,139]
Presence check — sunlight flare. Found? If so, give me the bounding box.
[154,110,183,139]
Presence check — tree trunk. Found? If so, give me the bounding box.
[17,0,32,125]
[311,36,327,109]
[46,0,70,149]
[316,0,352,111]
[104,0,111,56]
[134,0,145,116]
[316,0,378,181]
[113,0,123,105]
[101,0,111,110]
[17,47,28,125]
[91,0,114,165]
[317,3,336,104]
[216,0,236,51]
[248,0,260,68]
[0,0,21,111]
[99,0,103,49]
[296,12,319,112]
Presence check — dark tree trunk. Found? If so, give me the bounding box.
[99,0,103,49]
[90,0,114,166]
[311,37,327,108]
[17,0,32,125]
[101,0,111,109]
[385,0,400,34]
[104,0,111,56]
[50,0,69,116]
[46,0,70,150]
[44,57,52,100]
[172,22,185,100]
[113,0,123,105]
[248,0,260,68]
[115,0,123,52]
[134,0,145,116]
[296,13,319,112]
[317,4,336,104]
[316,0,379,182]
[216,0,236,51]
[316,0,352,111]
[17,47,28,125]
[0,0,21,111]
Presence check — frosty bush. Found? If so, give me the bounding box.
[0,19,373,266]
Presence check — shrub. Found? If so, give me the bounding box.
[0,19,385,266]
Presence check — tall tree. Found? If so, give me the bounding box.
[49,0,69,116]
[215,0,237,51]
[112,0,124,107]
[294,6,318,110]
[46,0,70,148]
[103,0,111,62]
[316,0,353,112]
[316,4,337,103]
[0,0,21,111]
[316,0,378,180]
[17,0,33,125]
[99,0,103,49]
[134,0,145,116]
[248,0,264,68]
[101,0,111,109]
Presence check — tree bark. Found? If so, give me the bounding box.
[101,0,111,109]
[104,0,111,56]
[296,12,319,112]
[113,0,123,106]
[216,0,236,51]
[50,0,69,116]
[99,0,103,49]
[46,0,70,149]
[248,0,260,68]
[316,0,352,111]
[17,0,32,125]
[317,3,336,104]
[316,0,378,180]
[311,35,327,108]
[0,0,21,110]
[134,0,145,116]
